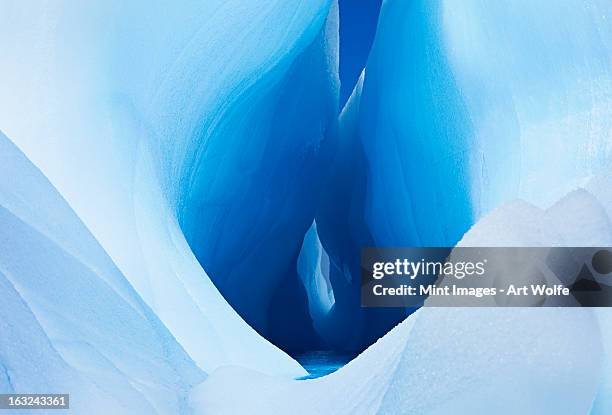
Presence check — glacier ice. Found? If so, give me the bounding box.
[582,177,612,415]
[222,173,612,415]
[337,0,381,104]
[175,0,340,343]
[320,0,612,265]
[0,0,321,376]
[315,0,612,350]
[0,0,611,413]
[0,272,127,415]
[313,71,410,351]
[357,0,612,248]
[297,222,335,322]
[0,132,204,414]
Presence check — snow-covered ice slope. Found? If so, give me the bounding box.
[458,179,612,415]
[193,309,601,415]
[0,132,204,414]
[0,272,128,415]
[0,0,329,377]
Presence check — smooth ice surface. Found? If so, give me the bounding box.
[297,222,335,322]
[320,0,612,264]
[0,272,126,415]
[0,0,312,377]
[177,0,339,343]
[337,0,382,104]
[316,72,409,351]
[0,132,204,414]
[359,0,612,248]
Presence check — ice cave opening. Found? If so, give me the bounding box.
[176,0,391,368]
[176,0,612,378]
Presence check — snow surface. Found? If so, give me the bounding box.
[192,307,601,415]
[445,178,612,414]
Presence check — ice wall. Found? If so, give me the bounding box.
[315,73,409,351]
[315,0,612,350]
[0,0,315,376]
[177,0,340,341]
[360,0,612,247]
[319,0,612,253]
[337,0,382,104]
